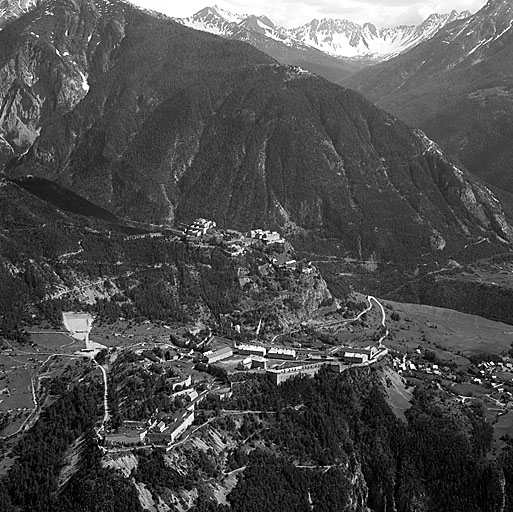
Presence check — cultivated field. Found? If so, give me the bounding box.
[0,352,49,436]
[0,330,91,438]
[492,410,513,453]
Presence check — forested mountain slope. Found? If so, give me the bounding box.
[2,0,513,264]
[344,0,513,194]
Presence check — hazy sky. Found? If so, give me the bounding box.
[133,0,487,28]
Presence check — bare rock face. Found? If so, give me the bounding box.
[0,0,36,29]
[0,0,128,158]
[0,134,14,167]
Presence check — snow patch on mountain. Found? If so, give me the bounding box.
[438,0,513,62]
[174,5,246,37]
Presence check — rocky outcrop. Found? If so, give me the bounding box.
[0,0,132,162]
[0,0,35,29]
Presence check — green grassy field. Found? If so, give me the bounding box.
[29,331,83,352]
[382,367,413,421]
[0,354,51,411]
[0,453,14,478]
[0,355,37,436]
[0,339,82,437]
[385,300,513,357]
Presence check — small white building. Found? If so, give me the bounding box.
[337,346,377,364]
[249,229,284,244]
[187,389,199,401]
[343,352,368,364]
[153,411,195,445]
[238,356,253,370]
[208,386,233,400]
[329,362,344,373]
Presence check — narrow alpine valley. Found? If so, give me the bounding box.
[1,0,513,511]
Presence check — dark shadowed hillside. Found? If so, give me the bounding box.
[344,0,513,194]
[14,176,119,221]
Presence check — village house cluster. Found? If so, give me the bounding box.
[178,219,318,279]
[181,219,288,258]
[392,350,513,408]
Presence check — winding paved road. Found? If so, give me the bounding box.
[92,359,109,434]
[367,295,389,345]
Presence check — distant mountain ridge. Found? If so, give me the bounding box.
[173,5,364,82]
[175,5,472,62]
[287,10,471,60]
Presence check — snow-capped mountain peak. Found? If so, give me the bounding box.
[175,7,302,47]
[286,10,473,60]
[209,4,245,24]
[174,5,248,36]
